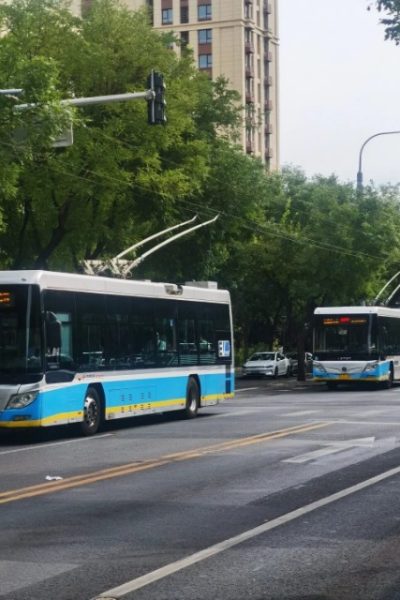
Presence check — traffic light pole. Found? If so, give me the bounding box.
[13,90,155,112]
[8,73,163,146]
[0,89,23,96]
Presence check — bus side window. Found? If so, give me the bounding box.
[154,316,178,366]
[45,312,62,355]
[76,293,106,371]
[43,290,75,372]
[382,326,388,353]
[177,306,197,366]
[198,317,216,365]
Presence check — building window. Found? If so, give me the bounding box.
[199,54,212,69]
[198,4,212,21]
[180,30,189,54]
[180,5,189,23]
[198,29,212,44]
[162,8,173,24]
[81,0,93,15]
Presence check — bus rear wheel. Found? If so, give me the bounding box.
[80,387,102,436]
[326,381,338,390]
[181,377,200,419]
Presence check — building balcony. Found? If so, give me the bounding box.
[264,75,272,86]
[246,117,256,128]
[246,92,255,104]
[245,66,255,78]
[265,123,273,134]
[265,51,272,62]
[264,99,273,111]
[245,41,255,54]
[265,147,273,160]
[263,2,272,14]
[264,27,273,39]
[246,141,254,154]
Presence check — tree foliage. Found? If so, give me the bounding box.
[370,0,400,43]
[226,168,400,371]
[0,0,242,270]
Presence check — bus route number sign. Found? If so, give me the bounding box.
[218,340,231,358]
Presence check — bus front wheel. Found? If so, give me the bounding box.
[80,386,102,435]
[181,378,200,419]
[383,368,394,389]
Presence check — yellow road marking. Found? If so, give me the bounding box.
[0,421,331,505]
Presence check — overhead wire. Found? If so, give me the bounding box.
[89,128,391,261]
[42,161,390,261]
[0,135,390,262]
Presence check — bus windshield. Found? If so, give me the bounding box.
[0,285,43,381]
[314,314,376,359]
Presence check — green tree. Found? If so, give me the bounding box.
[228,167,400,377]
[0,0,242,270]
[370,1,400,43]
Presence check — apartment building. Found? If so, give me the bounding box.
[71,0,279,169]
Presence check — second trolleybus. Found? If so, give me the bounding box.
[313,305,400,388]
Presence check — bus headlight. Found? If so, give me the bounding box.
[313,362,327,373]
[363,361,379,373]
[6,391,38,409]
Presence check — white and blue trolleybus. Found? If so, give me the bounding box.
[0,271,234,434]
[313,305,400,388]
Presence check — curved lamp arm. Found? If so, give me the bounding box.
[357,130,400,191]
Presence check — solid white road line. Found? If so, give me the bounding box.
[0,433,113,456]
[284,410,319,417]
[93,461,400,599]
[235,387,259,392]
[214,409,266,418]
[329,419,400,426]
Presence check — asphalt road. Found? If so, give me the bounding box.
[2,376,400,599]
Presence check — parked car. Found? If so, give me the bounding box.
[286,351,313,375]
[242,351,291,378]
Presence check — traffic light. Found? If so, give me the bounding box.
[147,71,166,125]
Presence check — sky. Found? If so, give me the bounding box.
[279,0,400,186]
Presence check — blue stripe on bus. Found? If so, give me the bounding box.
[0,371,234,426]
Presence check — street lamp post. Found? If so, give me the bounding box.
[357,130,400,191]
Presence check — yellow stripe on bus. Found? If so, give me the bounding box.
[0,410,84,428]
[0,392,234,428]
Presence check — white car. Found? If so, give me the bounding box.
[242,351,291,378]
